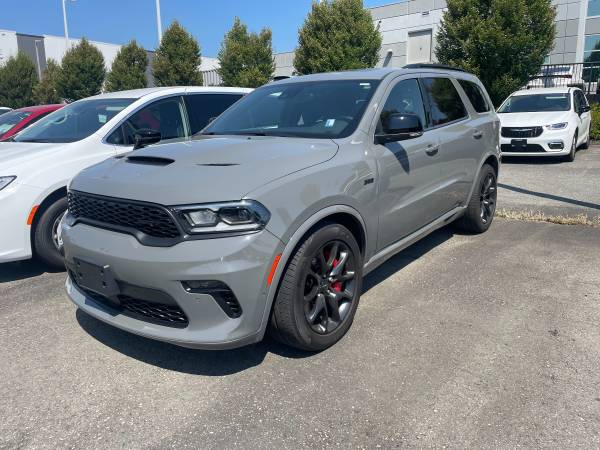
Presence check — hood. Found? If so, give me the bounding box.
[0,141,66,173]
[70,135,339,205]
[498,111,571,127]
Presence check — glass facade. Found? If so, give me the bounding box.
[589,0,600,17]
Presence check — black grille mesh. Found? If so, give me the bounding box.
[68,191,180,239]
[501,127,543,138]
[119,295,189,327]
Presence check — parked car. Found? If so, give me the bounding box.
[0,86,251,268]
[62,65,501,351]
[0,107,12,116]
[527,65,585,90]
[0,104,64,141]
[498,87,591,161]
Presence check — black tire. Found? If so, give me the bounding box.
[454,164,497,234]
[269,223,363,351]
[33,197,67,270]
[565,132,577,162]
[581,126,590,150]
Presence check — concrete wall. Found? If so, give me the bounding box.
[0,29,18,66]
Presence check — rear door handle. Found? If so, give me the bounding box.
[473,130,484,140]
[426,145,439,156]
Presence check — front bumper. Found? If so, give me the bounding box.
[500,129,573,157]
[63,221,284,349]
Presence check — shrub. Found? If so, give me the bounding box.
[152,21,203,86]
[57,38,106,101]
[0,52,38,108]
[106,40,148,92]
[32,59,62,104]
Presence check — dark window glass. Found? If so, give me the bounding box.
[378,78,426,132]
[497,94,571,113]
[107,97,187,146]
[458,80,490,113]
[421,78,468,126]
[14,99,134,143]
[185,94,243,135]
[0,110,31,138]
[202,80,380,139]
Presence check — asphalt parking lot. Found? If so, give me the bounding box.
[2,218,600,449]
[499,145,600,219]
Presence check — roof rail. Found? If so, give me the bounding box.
[403,63,469,73]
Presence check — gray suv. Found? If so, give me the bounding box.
[62,65,500,351]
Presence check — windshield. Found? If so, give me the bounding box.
[201,80,380,139]
[0,110,31,138]
[498,93,571,113]
[14,98,135,143]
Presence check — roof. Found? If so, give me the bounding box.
[512,87,575,96]
[85,86,252,100]
[15,104,64,113]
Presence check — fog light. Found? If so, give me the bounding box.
[548,141,564,150]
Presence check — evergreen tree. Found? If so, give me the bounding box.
[56,38,106,101]
[32,59,62,104]
[152,21,203,86]
[294,0,382,75]
[0,52,38,108]
[106,40,148,92]
[218,18,274,87]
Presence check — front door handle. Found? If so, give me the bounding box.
[426,145,439,156]
[473,130,484,140]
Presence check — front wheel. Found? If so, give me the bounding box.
[269,223,363,351]
[564,133,577,162]
[454,164,497,234]
[581,126,591,150]
[33,197,67,270]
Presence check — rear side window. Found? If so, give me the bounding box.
[458,80,490,113]
[421,78,468,127]
[184,93,244,135]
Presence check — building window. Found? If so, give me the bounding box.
[589,0,600,17]
[584,34,600,62]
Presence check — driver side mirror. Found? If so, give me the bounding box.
[579,104,591,114]
[133,128,161,150]
[375,113,424,145]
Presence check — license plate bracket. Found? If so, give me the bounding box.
[73,258,120,299]
[511,139,528,150]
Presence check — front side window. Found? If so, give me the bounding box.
[497,94,571,113]
[14,99,134,143]
[458,80,490,113]
[0,110,31,138]
[185,93,244,135]
[107,97,188,146]
[202,80,380,139]
[378,78,426,132]
[420,78,468,127]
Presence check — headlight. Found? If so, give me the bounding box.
[545,122,568,130]
[172,200,270,235]
[0,176,16,191]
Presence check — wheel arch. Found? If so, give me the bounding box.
[30,186,67,238]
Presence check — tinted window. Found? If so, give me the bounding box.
[202,80,379,139]
[0,110,31,138]
[14,99,134,143]
[107,97,187,146]
[421,78,468,126]
[378,78,426,132]
[458,80,490,113]
[497,94,571,113]
[185,94,243,135]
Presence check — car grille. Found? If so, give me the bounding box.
[501,127,543,138]
[501,144,546,153]
[68,191,181,239]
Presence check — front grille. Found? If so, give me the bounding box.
[68,191,180,239]
[501,143,546,153]
[501,127,543,138]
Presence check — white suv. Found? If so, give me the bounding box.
[0,86,250,268]
[498,87,591,161]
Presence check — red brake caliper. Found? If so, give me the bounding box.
[330,259,343,293]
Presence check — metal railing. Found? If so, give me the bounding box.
[528,62,600,95]
[201,69,222,87]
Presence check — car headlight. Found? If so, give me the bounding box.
[172,200,270,235]
[545,122,568,130]
[0,176,16,191]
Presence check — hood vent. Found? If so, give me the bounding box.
[125,156,175,166]
[197,163,239,167]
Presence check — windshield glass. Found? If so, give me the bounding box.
[498,94,571,113]
[14,98,135,143]
[0,110,31,138]
[201,80,380,139]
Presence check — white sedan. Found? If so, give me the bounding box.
[498,87,591,161]
[0,86,251,268]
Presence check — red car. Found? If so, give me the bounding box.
[0,104,64,141]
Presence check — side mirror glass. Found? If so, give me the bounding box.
[133,128,161,150]
[375,113,424,144]
[580,104,591,114]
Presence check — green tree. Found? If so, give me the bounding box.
[0,52,38,108]
[56,38,106,101]
[294,0,382,75]
[105,40,148,92]
[32,59,62,104]
[152,21,203,86]
[436,0,556,106]
[217,18,275,87]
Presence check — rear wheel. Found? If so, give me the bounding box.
[33,197,67,270]
[454,164,497,234]
[269,223,362,351]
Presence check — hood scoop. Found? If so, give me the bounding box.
[125,155,175,166]
[197,163,239,167]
